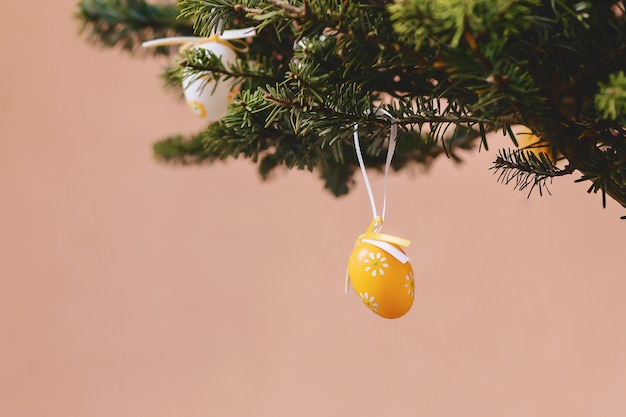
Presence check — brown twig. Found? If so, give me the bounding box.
[265,0,305,18]
[233,4,263,14]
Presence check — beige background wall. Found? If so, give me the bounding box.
[1,2,625,417]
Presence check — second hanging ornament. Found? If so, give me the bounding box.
[346,110,415,319]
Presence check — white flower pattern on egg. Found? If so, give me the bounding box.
[404,271,415,298]
[363,251,389,277]
[359,292,379,313]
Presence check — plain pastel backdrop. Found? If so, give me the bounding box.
[1,2,625,417]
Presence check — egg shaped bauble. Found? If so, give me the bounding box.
[181,40,238,122]
[348,220,414,319]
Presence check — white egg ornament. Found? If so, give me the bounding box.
[180,38,238,121]
[347,217,414,319]
[142,28,255,122]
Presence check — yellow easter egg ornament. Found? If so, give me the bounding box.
[348,217,414,319]
[516,125,559,163]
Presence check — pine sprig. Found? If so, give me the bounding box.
[153,133,219,164]
[76,0,193,55]
[493,148,575,196]
[577,146,626,209]
[595,70,626,122]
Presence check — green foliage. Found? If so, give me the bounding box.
[76,0,194,55]
[76,0,626,215]
[493,147,573,196]
[153,133,219,164]
[389,0,540,50]
[595,70,626,122]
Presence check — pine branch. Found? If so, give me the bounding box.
[493,148,575,197]
[171,47,282,88]
[577,150,626,209]
[78,0,626,215]
[76,0,194,55]
[153,133,219,164]
[595,70,626,121]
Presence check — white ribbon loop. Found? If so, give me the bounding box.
[141,27,256,49]
[346,110,404,294]
[353,108,398,222]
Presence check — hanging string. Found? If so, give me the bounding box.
[353,108,398,222]
[353,124,377,219]
[347,110,403,294]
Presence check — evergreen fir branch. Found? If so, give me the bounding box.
[75,0,193,55]
[492,148,575,197]
[79,0,626,214]
[173,47,282,88]
[177,0,302,37]
[160,63,187,93]
[153,133,219,164]
[595,70,626,121]
[303,1,425,62]
[177,0,240,36]
[577,147,626,209]
[389,0,539,51]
